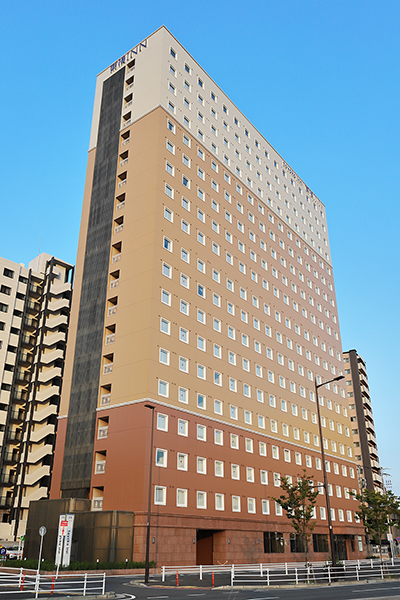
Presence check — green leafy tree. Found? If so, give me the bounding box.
[354,488,400,562]
[273,470,319,565]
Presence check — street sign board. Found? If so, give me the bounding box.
[55,514,74,567]
[39,526,47,537]
[0,548,6,556]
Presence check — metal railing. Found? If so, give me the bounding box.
[161,557,400,586]
[0,567,106,598]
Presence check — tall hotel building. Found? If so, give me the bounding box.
[50,27,364,564]
[0,254,73,539]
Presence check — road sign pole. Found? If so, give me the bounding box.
[37,526,47,576]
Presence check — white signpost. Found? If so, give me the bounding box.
[55,514,74,572]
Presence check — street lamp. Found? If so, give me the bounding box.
[314,375,344,567]
[144,404,155,584]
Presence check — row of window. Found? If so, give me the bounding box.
[159,288,343,396]
[165,133,332,279]
[154,483,356,522]
[165,111,329,261]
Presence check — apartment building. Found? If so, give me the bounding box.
[0,253,73,539]
[49,26,365,565]
[343,350,383,492]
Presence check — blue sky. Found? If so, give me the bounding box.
[1,0,399,492]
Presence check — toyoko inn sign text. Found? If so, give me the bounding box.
[110,39,148,73]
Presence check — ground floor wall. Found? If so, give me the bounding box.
[133,511,366,566]
[25,499,366,566]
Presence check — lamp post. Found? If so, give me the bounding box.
[144,404,155,584]
[314,375,344,567]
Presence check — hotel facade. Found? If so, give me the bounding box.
[49,26,365,565]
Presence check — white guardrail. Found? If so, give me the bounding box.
[161,557,400,586]
[0,567,106,597]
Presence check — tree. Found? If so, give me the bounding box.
[272,470,319,565]
[354,488,400,563]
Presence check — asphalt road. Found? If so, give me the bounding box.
[108,576,400,600]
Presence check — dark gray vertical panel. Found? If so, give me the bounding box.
[61,67,125,496]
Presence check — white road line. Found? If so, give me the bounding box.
[186,595,206,597]
[352,587,400,592]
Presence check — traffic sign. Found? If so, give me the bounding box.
[0,548,6,556]
[39,526,47,537]
[397,536,400,542]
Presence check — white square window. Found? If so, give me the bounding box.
[178,418,188,436]
[197,491,207,509]
[176,488,187,507]
[154,486,166,505]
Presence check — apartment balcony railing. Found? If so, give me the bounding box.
[12,390,27,403]
[15,369,30,384]
[121,138,130,146]
[0,473,16,485]
[100,394,111,406]
[0,497,12,509]
[120,158,128,167]
[110,280,119,290]
[3,452,19,464]
[23,317,38,330]
[122,119,131,129]
[118,180,126,188]
[108,306,117,317]
[7,430,22,443]
[112,254,121,264]
[124,100,132,108]
[116,201,125,211]
[21,334,35,347]
[114,224,123,235]
[10,410,25,423]
[105,334,115,345]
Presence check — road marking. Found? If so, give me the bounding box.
[186,595,206,597]
[146,596,169,599]
[352,587,400,592]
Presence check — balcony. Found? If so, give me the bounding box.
[0,472,16,486]
[7,430,22,443]
[26,299,39,314]
[0,497,12,509]
[15,369,30,384]
[114,224,123,235]
[23,317,38,331]
[98,427,108,439]
[95,461,106,474]
[105,334,115,345]
[122,119,131,129]
[18,352,33,367]
[100,394,111,406]
[107,306,117,317]
[116,201,125,211]
[29,284,42,297]
[10,410,25,424]
[21,334,34,348]
[12,390,27,403]
[121,138,130,146]
[118,179,126,188]
[103,363,113,375]
[112,254,121,264]
[93,498,103,511]
[110,279,119,290]
[3,452,19,465]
